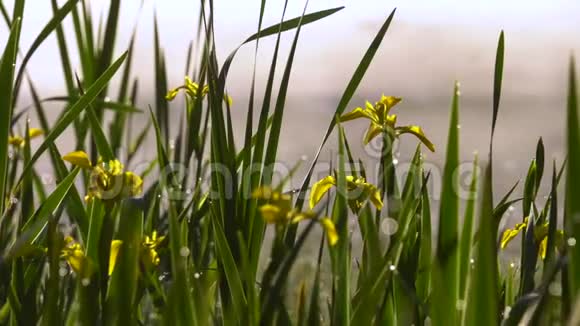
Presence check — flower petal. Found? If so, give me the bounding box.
[320,218,339,246]
[539,237,547,260]
[339,107,377,123]
[28,128,44,139]
[259,204,282,224]
[310,176,337,209]
[368,184,384,210]
[363,122,383,145]
[396,125,436,152]
[109,240,123,276]
[500,228,523,249]
[62,151,92,169]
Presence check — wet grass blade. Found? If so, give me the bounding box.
[432,82,461,326]
[459,154,478,300]
[465,163,499,325]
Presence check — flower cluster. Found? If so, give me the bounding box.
[500,217,565,259]
[340,95,435,152]
[62,151,143,202]
[310,175,383,213]
[165,76,233,106]
[61,232,165,277]
[253,186,338,246]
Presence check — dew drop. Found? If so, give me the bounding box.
[104,96,111,103]
[58,267,68,277]
[392,159,399,166]
[456,299,466,311]
[457,124,461,129]
[81,278,91,286]
[389,264,396,271]
[180,246,190,257]
[568,237,577,247]
[549,282,562,296]
[380,218,399,236]
[503,306,512,318]
[194,272,201,279]
[470,258,475,264]
[10,197,19,204]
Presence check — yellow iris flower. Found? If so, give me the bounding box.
[500,217,564,259]
[339,95,435,152]
[62,151,143,202]
[310,175,383,213]
[165,76,232,106]
[8,128,43,147]
[141,231,166,268]
[61,236,122,276]
[252,186,338,246]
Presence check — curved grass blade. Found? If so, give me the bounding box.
[16,51,127,187]
[13,0,80,103]
[3,167,80,261]
[491,31,504,140]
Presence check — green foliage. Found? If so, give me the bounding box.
[0,2,578,325]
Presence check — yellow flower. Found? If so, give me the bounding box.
[61,236,87,275]
[142,231,166,267]
[8,128,43,147]
[340,95,435,152]
[62,151,143,202]
[500,217,565,259]
[320,218,339,246]
[310,175,383,213]
[253,186,339,246]
[166,76,232,105]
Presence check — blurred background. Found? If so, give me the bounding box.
[2,0,580,229]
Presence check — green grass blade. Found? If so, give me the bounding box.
[432,82,461,326]
[13,0,80,103]
[0,17,22,215]
[104,199,143,325]
[3,167,80,261]
[16,51,127,186]
[491,31,504,139]
[464,163,499,325]
[565,56,580,300]
[459,154,478,300]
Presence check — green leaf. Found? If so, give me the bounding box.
[4,167,80,261]
[464,163,499,325]
[0,17,22,215]
[459,154,478,300]
[432,81,461,326]
[491,30,504,138]
[565,56,580,300]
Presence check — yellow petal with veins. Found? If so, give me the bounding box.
[396,125,436,152]
[310,176,337,209]
[62,151,92,169]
